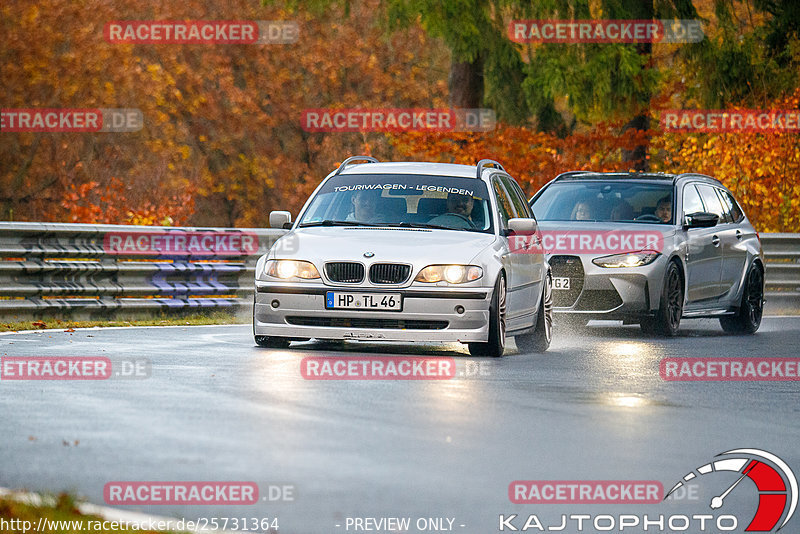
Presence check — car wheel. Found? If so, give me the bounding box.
[640,261,683,336]
[516,272,553,353]
[720,263,764,334]
[468,274,506,357]
[253,295,291,348]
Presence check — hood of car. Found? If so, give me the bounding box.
[273,226,497,264]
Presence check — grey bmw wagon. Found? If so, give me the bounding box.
[530,171,765,336]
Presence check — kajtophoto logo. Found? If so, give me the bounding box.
[665,449,797,532]
[500,449,796,532]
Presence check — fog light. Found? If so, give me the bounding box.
[455,305,465,315]
[271,299,280,308]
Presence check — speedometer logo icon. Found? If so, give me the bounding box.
[665,448,797,531]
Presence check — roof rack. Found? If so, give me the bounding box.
[476,159,506,179]
[675,172,721,183]
[554,171,593,180]
[334,156,379,175]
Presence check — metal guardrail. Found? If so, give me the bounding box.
[0,223,796,321]
[760,233,800,314]
[0,222,285,321]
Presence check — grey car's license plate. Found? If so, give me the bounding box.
[325,291,402,311]
[553,277,571,290]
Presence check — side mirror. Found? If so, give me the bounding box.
[684,212,719,229]
[269,211,292,229]
[507,218,538,235]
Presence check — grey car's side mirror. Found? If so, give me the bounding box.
[507,218,538,235]
[684,211,719,229]
[269,211,292,229]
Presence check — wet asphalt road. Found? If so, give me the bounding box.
[1,318,799,534]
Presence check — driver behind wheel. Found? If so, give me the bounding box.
[428,192,476,228]
[655,195,672,223]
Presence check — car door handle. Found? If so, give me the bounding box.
[735,230,743,240]
[712,235,720,247]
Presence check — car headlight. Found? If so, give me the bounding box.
[415,265,483,284]
[265,259,320,279]
[592,251,660,268]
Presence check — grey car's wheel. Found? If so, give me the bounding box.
[640,261,683,336]
[720,263,764,334]
[469,275,506,357]
[516,272,552,353]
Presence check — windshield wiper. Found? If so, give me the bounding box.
[381,222,470,231]
[298,220,377,228]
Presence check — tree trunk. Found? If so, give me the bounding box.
[621,0,654,171]
[448,55,484,109]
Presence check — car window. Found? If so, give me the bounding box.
[682,184,705,217]
[717,188,744,223]
[492,179,515,229]
[499,174,533,218]
[530,181,673,223]
[298,173,494,233]
[697,184,727,221]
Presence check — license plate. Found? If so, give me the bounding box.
[553,277,571,290]
[325,292,402,311]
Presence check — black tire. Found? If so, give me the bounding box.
[720,263,764,334]
[468,274,506,357]
[640,261,683,336]
[516,272,553,353]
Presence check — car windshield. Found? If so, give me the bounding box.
[532,181,675,224]
[297,173,494,233]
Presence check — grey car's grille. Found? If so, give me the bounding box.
[574,289,623,312]
[287,317,447,330]
[550,255,585,308]
[369,263,411,284]
[325,262,365,283]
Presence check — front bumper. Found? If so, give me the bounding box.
[254,282,492,342]
[549,254,668,319]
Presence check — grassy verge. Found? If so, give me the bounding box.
[0,311,246,332]
[0,493,178,533]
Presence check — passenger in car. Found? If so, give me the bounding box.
[570,201,593,221]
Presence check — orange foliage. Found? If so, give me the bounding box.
[392,88,800,232]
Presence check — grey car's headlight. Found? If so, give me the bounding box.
[592,251,660,268]
[415,265,483,284]
[265,259,320,279]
